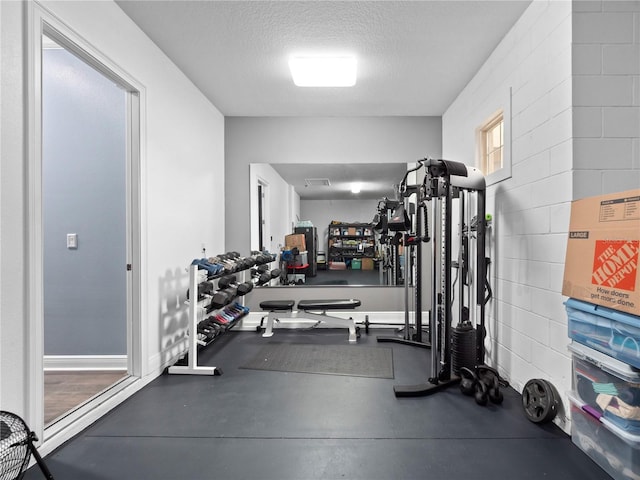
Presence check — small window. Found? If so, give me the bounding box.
[475,88,511,186]
[479,111,504,176]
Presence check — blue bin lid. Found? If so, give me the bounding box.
[565,298,640,329]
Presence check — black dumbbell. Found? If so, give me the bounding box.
[250,265,269,276]
[250,268,270,285]
[218,275,254,296]
[208,275,254,310]
[208,290,234,310]
[209,284,240,310]
[186,280,215,300]
[197,319,222,339]
[250,251,274,265]
[222,252,257,272]
[204,255,233,274]
[232,252,257,271]
[214,254,239,273]
[254,268,281,286]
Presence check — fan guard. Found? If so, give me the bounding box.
[0,411,54,480]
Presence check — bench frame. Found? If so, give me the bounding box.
[260,300,360,343]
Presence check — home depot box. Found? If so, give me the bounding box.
[562,189,640,316]
[284,233,306,251]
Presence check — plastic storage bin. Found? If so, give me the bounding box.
[566,298,640,369]
[292,251,308,267]
[570,342,640,435]
[317,251,326,270]
[569,391,640,480]
[287,273,305,284]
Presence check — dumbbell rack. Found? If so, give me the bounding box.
[168,264,248,376]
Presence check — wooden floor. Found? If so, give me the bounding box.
[44,371,128,424]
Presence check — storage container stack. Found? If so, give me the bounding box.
[562,189,640,480]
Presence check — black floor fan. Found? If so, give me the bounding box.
[0,411,55,480]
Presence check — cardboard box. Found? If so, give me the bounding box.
[361,258,374,270]
[562,189,640,316]
[329,261,347,270]
[285,233,306,251]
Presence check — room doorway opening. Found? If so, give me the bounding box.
[258,184,265,251]
[34,23,142,436]
[257,180,270,252]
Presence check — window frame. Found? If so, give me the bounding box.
[475,88,512,186]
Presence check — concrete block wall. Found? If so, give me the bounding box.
[442,0,574,428]
[572,1,640,197]
[443,1,640,431]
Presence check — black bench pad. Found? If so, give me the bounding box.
[260,300,295,311]
[297,299,361,310]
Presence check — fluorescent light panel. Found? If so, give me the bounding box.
[351,183,362,194]
[289,55,357,87]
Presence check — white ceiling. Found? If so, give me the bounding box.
[115,0,531,117]
[115,0,530,199]
[271,162,410,200]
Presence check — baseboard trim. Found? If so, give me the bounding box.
[43,355,128,371]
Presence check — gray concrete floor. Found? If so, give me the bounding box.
[25,329,610,480]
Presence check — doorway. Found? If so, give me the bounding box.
[35,24,141,432]
[257,181,271,252]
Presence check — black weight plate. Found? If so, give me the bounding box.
[540,379,561,419]
[522,378,558,424]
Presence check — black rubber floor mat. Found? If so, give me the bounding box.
[240,343,394,379]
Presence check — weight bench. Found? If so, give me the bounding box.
[259,299,361,343]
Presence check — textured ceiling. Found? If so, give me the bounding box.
[115,1,530,200]
[116,0,531,117]
[272,162,409,200]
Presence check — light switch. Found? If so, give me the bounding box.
[67,233,78,249]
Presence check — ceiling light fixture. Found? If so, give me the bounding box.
[289,55,357,87]
[351,183,362,194]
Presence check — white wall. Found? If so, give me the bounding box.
[225,116,442,255]
[443,0,573,428]
[0,0,3,410]
[572,1,640,197]
[1,0,225,445]
[1,0,27,416]
[249,163,299,253]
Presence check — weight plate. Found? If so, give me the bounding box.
[522,378,558,424]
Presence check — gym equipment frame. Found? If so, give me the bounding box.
[169,262,255,375]
[169,265,222,375]
[376,164,431,349]
[394,158,489,397]
[259,299,361,343]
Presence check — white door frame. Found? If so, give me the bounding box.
[26,1,146,447]
[258,178,271,252]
